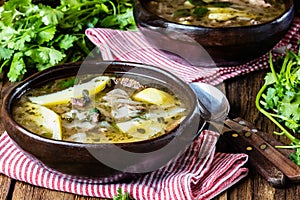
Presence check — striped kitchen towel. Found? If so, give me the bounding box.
[85,17,300,85]
[0,130,248,200]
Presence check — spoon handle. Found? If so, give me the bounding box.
[219,117,300,186]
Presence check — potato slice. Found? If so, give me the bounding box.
[116,118,165,140]
[23,102,62,140]
[132,88,175,105]
[29,76,110,106]
[207,7,255,21]
[116,106,186,140]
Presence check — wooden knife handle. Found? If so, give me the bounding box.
[224,118,300,183]
[232,117,293,157]
[219,132,288,188]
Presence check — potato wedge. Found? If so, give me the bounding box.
[29,76,110,106]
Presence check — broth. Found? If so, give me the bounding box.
[13,75,188,143]
[145,0,286,27]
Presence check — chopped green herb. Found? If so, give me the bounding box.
[157,117,165,123]
[59,77,76,89]
[89,108,100,115]
[188,0,207,6]
[193,7,209,18]
[174,9,191,18]
[137,128,146,134]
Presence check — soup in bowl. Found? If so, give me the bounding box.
[144,0,287,27]
[133,0,295,66]
[2,61,205,181]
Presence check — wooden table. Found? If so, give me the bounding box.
[1,67,300,199]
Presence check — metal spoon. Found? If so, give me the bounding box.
[189,82,230,123]
[189,82,229,140]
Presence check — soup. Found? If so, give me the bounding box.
[13,75,188,143]
[145,0,286,27]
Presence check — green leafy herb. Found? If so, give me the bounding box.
[173,9,191,18]
[113,188,134,200]
[188,0,207,6]
[0,0,136,82]
[59,77,76,89]
[193,7,209,18]
[255,40,300,165]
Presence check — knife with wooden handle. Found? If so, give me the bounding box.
[216,117,300,187]
[218,131,288,188]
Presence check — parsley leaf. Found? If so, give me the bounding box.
[24,46,65,70]
[7,52,27,82]
[0,47,14,61]
[40,6,64,25]
[113,188,134,200]
[264,72,276,85]
[58,34,78,50]
[37,25,57,44]
[100,8,135,29]
[38,47,65,66]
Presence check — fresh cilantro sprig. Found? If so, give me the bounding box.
[113,188,134,200]
[255,40,300,165]
[0,0,136,82]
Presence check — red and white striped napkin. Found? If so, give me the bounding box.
[0,130,248,200]
[85,17,300,85]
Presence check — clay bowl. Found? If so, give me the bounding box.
[133,0,295,67]
[2,61,205,182]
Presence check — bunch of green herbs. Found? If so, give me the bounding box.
[0,0,136,82]
[255,40,300,165]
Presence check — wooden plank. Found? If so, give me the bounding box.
[11,182,107,200]
[252,174,276,199]
[12,182,72,200]
[213,191,228,200]
[0,175,12,200]
[227,177,252,200]
[285,184,300,200]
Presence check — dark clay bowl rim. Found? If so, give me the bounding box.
[2,61,202,148]
[135,0,295,31]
